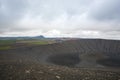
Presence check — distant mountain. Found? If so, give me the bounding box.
[34,35,45,39]
[0,35,45,40]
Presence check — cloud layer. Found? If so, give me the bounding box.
[0,0,120,39]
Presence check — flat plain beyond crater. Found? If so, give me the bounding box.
[0,39,120,80]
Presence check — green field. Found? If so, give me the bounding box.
[17,40,49,45]
[0,40,16,45]
[0,46,12,50]
[0,39,56,50]
[0,40,15,50]
[30,41,49,45]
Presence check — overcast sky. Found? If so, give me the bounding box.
[0,0,120,39]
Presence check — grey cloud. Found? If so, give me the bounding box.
[89,0,120,21]
[0,0,27,26]
[27,0,93,21]
[0,0,120,39]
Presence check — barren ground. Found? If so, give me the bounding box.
[0,39,120,80]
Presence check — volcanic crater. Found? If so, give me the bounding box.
[0,39,120,68]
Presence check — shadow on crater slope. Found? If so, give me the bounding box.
[97,57,120,67]
[47,53,80,67]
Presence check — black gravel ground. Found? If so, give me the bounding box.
[0,63,120,80]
